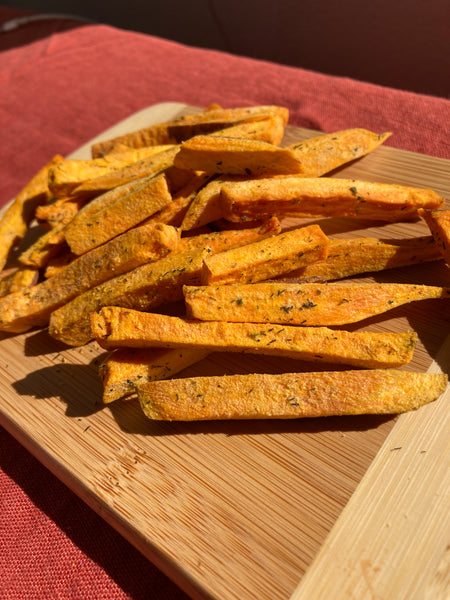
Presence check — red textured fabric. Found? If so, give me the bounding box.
[1,15,449,206]
[0,9,449,600]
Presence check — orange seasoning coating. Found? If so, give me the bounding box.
[201,224,329,285]
[137,370,448,421]
[90,307,418,369]
[184,282,450,326]
[221,177,444,223]
[420,208,450,267]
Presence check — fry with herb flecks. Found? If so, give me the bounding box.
[49,247,210,346]
[99,346,210,403]
[201,224,329,285]
[180,176,243,230]
[221,177,444,223]
[138,370,448,421]
[288,128,391,177]
[184,282,450,326]
[35,196,87,229]
[210,114,286,146]
[174,135,303,176]
[178,216,281,254]
[0,267,39,298]
[419,208,450,268]
[48,146,175,196]
[91,307,418,369]
[0,223,179,333]
[0,155,63,272]
[91,105,289,157]
[70,146,179,197]
[283,236,443,281]
[44,250,76,278]
[64,173,172,255]
[18,221,69,269]
[144,171,212,227]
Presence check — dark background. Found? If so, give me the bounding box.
[2,1,449,98]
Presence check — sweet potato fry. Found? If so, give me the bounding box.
[174,135,303,176]
[71,146,179,196]
[178,217,281,253]
[184,282,450,326]
[210,114,286,146]
[0,155,63,272]
[419,208,450,267]
[0,267,38,298]
[18,222,69,269]
[180,176,244,230]
[283,235,443,281]
[288,128,391,177]
[138,370,447,421]
[221,177,444,222]
[49,248,209,346]
[64,173,172,255]
[48,146,175,196]
[201,224,329,285]
[0,271,15,298]
[99,346,210,403]
[0,223,179,333]
[44,250,76,278]
[91,307,417,369]
[35,197,87,229]
[144,171,212,227]
[91,105,289,157]
[61,174,158,239]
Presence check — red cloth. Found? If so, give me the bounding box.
[1,14,449,206]
[0,10,449,600]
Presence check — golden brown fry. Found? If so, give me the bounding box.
[71,146,179,196]
[99,346,210,403]
[210,114,286,145]
[178,217,281,253]
[164,166,199,194]
[419,208,450,267]
[0,271,14,298]
[184,282,450,326]
[48,146,175,196]
[180,176,244,230]
[144,172,212,227]
[174,135,303,176]
[0,155,63,272]
[49,247,209,346]
[8,267,39,293]
[288,129,391,177]
[18,222,69,269]
[91,307,417,369]
[201,224,329,285]
[0,223,179,333]
[283,236,443,281]
[35,196,87,229]
[0,267,39,298]
[221,177,444,223]
[91,105,289,157]
[64,173,172,255]
[61,174,157,239]
[138,370,447,421]
[44,250,76,278]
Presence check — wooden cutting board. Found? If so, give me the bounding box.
[0,102,449,600]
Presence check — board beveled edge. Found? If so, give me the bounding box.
[291,334,450,600]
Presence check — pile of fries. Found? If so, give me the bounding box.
[1,104,449,420]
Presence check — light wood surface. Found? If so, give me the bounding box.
[0,103,449,600]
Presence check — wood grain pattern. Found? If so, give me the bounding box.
[0,103,449,600]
